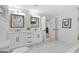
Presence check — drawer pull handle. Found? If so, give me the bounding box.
[16,37,19,42]
[27,41,32,43]
[27,33,31,34]
[27,37,31,38]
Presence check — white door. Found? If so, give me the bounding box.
[41,16,46,42]
[41,17,58,42]
[48,17,58,41]
[41,16,46,31]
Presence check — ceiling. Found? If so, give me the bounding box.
[8,5,78,16]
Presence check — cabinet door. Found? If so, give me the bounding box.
[32,31,43,43]
[8,33,20,49]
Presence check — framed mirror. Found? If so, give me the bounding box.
[10,14,24,28]
[0,5,8,17]
[30,17,39,28]
[0,8,3,16]
[0,5,8,22]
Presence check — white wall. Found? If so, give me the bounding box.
[0,17,8,42]
[77,9,79,38]
[56,7,78,44]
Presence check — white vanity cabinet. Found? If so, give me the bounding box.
[8,32,32,49]
[8,31,43,49]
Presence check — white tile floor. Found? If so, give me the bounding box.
[66,44,79,53]
[26,40,73,53]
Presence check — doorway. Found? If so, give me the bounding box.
[42,17,58,42]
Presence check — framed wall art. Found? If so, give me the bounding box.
[62,18,72,28]
[30,17,39,28]
[10,14,24,28]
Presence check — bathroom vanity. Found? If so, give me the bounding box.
[8,30,43,49]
